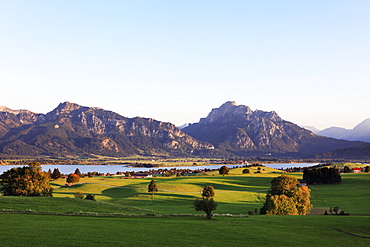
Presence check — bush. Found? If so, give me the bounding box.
[85,194,96,201]
[242,168,250,174]
[74,191,84,199]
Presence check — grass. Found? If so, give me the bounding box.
[0,214,369,246]
[1,167,370,246]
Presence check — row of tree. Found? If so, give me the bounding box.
[303,167,341,184]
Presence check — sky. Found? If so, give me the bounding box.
[1,0,369,130]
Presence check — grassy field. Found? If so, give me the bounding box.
[0,214,369,246]
[1,166,370,246]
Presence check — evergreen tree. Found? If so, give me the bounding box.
[303,167,341,184]
[0,162,53,197]
[52,168,63,179]
[74,168,82,177]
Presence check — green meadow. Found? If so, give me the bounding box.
[1,166,370,246]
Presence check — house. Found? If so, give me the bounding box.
[353,168,363,173]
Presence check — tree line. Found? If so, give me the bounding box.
[303,167,341,184]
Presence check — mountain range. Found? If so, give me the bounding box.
[0,102,213,157]
[182,101,363,157]
[314,119,370,142]
[0,101,366,159]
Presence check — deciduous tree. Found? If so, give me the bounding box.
[193,185,217,219]
[219,166,229,176]
[66,173,80,185]
[148,180,158,195]
[260,175,311,215]
[0,162,52,197]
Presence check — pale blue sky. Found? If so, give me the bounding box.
[1,0,369,130]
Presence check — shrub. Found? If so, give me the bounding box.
[85,194,96,201]
[242,168,250,174]
[74,191,84,199]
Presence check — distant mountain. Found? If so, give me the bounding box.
[0,102,214,157]
[177,123,189,129]
[302,126,320,134]
[317,119,370,142]
[182,101,363,157]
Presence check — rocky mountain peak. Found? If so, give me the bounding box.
[199,101,253,124]
[54,102,83,113]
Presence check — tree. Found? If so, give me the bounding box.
[74,168,82,177]
[343,166,352,173]
[219,166,229,176]
[66,173,80,185]
[193,185,217,219]
[303,167,341,184]
[202,185,215,199]
[0,162,53,197]
[51,168,63,179]
[260,175,312,215]
[242,168,250,174]
[148,180,158,195]
[365,166,370,173]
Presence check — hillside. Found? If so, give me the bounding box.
[182,101,363,157]
[315,143,370,159]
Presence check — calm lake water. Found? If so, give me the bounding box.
[0,163,318,174]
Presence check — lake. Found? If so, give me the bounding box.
[0,163,318,174]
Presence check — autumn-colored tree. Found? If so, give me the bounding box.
[260,175,312,215]
[219,166,229,176]
[193,185,217,219]
[202,185,215,199]
[148,180,158,195]
[66,173,80,185]
[0,162,53,197]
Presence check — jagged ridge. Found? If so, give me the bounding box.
[182,101,364,157]
[0,102,213,157]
